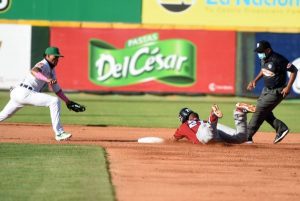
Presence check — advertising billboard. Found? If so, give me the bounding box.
[0,0,141,23]
[142,0,300,31]
[51,27,236,94]
[0,24,31,89]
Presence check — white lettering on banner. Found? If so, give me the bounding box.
[95,47,188,81]
[206,0,300,6]
[127,33,159,47]
[208,83,233,92]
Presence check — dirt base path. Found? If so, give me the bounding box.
[1,123,300,201]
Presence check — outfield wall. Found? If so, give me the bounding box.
[0,0,141,23]
[51,27,235,94]
[142,0,300,32]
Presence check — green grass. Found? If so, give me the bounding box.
[0,91,299,132]
[0,143,115,201]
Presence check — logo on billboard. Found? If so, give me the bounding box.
[290,57,300,94]
[89,33,196,87]
[208,83,233,92]
[157,0,196,13]
[0,0,11,13]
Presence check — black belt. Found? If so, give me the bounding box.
[266,86,284,90]
[20,83,33,91]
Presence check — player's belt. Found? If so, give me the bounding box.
[20,83,33,91]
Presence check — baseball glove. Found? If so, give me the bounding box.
[66,101,86,112]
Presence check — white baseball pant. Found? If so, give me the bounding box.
[0,87,64,135]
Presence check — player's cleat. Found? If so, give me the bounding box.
[211,104,223,118]
[55,132,72,141]
[274,129,289,144]
[236,102,256,113]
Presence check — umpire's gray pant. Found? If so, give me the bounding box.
[247,87,288,139]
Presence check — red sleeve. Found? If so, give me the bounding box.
[174,123,200,144]
[174,127,185,140]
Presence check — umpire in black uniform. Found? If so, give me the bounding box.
[247,40,298,144]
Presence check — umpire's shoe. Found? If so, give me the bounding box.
[245,136,254,144]
[274,129,289,144]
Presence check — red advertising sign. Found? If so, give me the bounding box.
[51,27,236,94]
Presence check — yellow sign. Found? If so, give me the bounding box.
[142,0,300,32]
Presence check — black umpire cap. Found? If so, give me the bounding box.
[254,40,272,53]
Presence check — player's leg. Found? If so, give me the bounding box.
[0,89,25,122]
[19,90,70,139]
[0,99,23,122]
[216,112,247,144]
[210,104,242,143]
[209,104,222,130]
[211,104,223,118]
[265,112,289,143]
[247,88,283,141]
[216,103,255,143]
[209,104,223,142]
[217,123,236,136]
[265,112,288,133]
[231,106,248,143]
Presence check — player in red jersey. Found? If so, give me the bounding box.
[174,103,256,144]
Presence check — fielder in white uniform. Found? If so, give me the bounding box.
[0,47,73,141]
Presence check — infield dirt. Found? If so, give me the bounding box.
[1,123,300,201]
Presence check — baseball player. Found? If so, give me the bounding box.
[0,47,85,141]
[174,103,256,144]
[247,40,298,144]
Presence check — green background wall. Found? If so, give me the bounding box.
[0,0,141,23]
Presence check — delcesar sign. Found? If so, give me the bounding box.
[51,27,235,94]
[89,33,196,87]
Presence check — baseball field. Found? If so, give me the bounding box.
[0,91,300,201]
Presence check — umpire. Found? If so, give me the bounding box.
[247,40,298,144]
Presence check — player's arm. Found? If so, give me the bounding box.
[31,67,56,85]
[51,77,85,112]
[281,63,298,97]
[247,70,263,90]
[173,128,185,141]
[174,123,200,144]
[55,89,70,103]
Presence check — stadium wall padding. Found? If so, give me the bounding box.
[0,0,141,23]
[31,27,49,67]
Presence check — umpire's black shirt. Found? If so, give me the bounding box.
[261,51,297,89]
